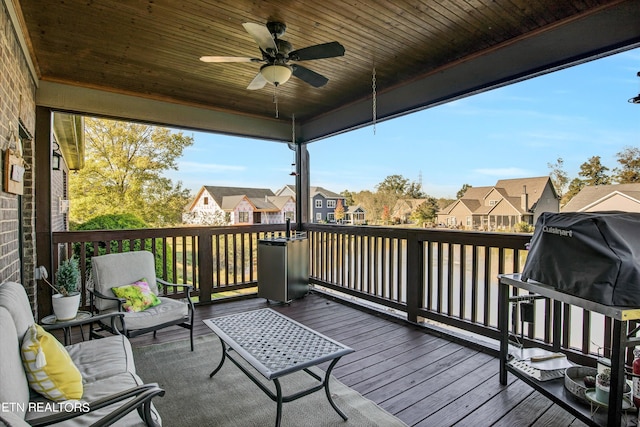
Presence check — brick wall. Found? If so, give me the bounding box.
[1,1,38,311]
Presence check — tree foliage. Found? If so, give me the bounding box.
[334,199,345,222]
[73,213,147,231]
[563,177,585,205]
[547,157,568,198]
[613,146,640,183]
[381,205,391,224]
[72,213,171,278]
[70,118,194,226]
[409,197,439,227]
[375,174,410,195]
[405,182,427,199]
[340,190,355,206]
[578,156,611,186]
[456,184,472,200]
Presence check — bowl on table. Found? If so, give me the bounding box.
[565,366,631,405]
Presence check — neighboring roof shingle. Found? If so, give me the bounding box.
[204,186,275,207]
[562,183,640,212]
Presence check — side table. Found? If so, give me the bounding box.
[41,310,93,345]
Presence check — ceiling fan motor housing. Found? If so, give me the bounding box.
[266,21,287,38]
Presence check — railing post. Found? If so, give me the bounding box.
[198,231,213,303]
[406,234,423,323]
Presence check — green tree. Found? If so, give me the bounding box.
[405,181,427,198]
[410,197,439,227]
[563,177,585,205]
[613,146,640,183]
[456,184,472,200]
[376,174,409,195]
[514,222,534,233]
[334,199,345,223]
[70,118,194,226]
[73,213,147,231]
[340,190,355,206]
[578,156,611,186]
[547,157,568,198]
[73,213,173,279]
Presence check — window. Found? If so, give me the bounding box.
[203,196,209,205]
[284,211,295,221]
[315,199,323,208]
[327,213,335,222]
[327,200,336,208]
[466,216,472,226]
[489,200,498,206]
[315,212,322,222]
[238,212,249,223]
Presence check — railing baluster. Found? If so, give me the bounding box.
[460,244,466,320]
[483,247,491,326]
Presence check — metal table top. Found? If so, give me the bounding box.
[204,308,353,380]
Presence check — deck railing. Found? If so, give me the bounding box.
[52,224,286,306]
[53,223,614,365]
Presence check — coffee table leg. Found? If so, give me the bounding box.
[274,379,283,427]
[209,337,227,378]
[324,357,348,421]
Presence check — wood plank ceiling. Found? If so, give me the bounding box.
[14,0,640,143]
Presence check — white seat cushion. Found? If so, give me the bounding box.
[25,372,161,427]
[66,335,135,382]
[101,297,188,331]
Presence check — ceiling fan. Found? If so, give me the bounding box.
[200,21,345,90]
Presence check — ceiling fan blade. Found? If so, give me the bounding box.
[200,56,260,63]
[242,23,277,54]
[247,72,267,90]
[291,65,329,88]
[289,42,345,61]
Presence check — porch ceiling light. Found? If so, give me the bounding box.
[629,71,640,104]
[260,64,292,86]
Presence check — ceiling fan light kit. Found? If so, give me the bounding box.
[260,64,292,86]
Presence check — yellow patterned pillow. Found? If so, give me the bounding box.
[21,324,83,401]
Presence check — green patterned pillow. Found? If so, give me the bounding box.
[112,279,161,312]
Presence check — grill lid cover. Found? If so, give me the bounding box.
[521,211,640,306]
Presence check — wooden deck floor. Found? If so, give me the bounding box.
[126,291,590,427]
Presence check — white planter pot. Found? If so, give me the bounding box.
[52,293,81,321]
[595,382,610,403]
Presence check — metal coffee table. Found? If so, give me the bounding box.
[203,308,354,427]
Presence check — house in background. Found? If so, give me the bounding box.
[184,186,295,226]
[276,185,364,224]
[562,183,640,212]
[345,205,366,225]
[392,199,430,224]
[437,177,559,231]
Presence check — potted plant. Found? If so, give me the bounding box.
[595,368,611,403]
[44,258,81,320]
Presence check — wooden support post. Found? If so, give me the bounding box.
[406,234,423,323]
[197,231,213,303]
